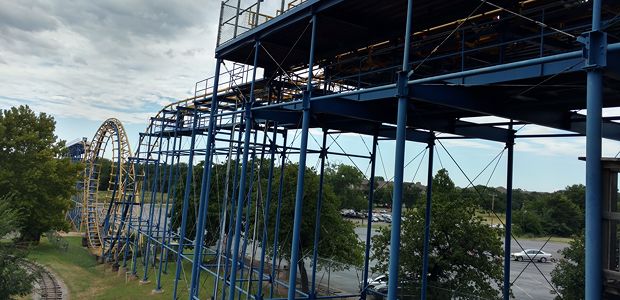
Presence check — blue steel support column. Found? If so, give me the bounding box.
[189,59,222,299]
[172,107,201,300]
[142,120,164,283]
[421,136,434,300]
[310,129,328,298]
[585,0,606,298]
[270,132,288,299]
[131,131,154,276]
[156,114,181,291]
[221,124,244,300]
[256,124,279,300]
[361,133,378,300]
[387,0,413,299]
[288,13,317,300]
[164,134,183,274]
[503,131,514,300]
[228,40,260,300]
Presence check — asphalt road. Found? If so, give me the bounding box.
[131,207,569,299]
[311,226,569,300]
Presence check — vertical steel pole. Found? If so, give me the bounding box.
[503,130,514,300]
[270,132,288,299]
[310,129,328,297]
[256,125,279,300]
[189,59,222,299]
[421,137,434,300]
[361,133,378,300]
[586,1,604,298]
[288,13,317,300]
[222,124,244,300]
[239,129,259,289]
[228,40,260,300]
[155,115,181,291]
[132,131,153,276]
[142,124,164,283]
[164,134,183,274]
[172,107,201,300]
[388,1,413,299]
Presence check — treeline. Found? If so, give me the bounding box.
[166,159,364,293]
[457,184,585,237]
[115,155,585,238]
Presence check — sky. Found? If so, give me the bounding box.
[1,0,619,193]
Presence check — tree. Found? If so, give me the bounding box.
[551,234,584,300]
[269,163,364,293]
[402,182,423,209]
[0,105,81,241]
[513,209,544,236]
[0,194,37,299]
[325,163,366,210]
[371,169,505,298]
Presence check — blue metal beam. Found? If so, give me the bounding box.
[503,130,514,300]
[229,40,260,300]
[189,59,222,299]
[361,133,378,300]
[387,0,414,298]
[288,12,318,300]
[585,0,606,298]
[421,137,434,300]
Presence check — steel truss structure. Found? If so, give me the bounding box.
[95,0,620,299]
[65,137,89,231]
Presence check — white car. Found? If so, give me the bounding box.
[511,249,554,262]
[360,274,388,290]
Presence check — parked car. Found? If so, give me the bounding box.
[511,249,554,262]
[359,274,388,291]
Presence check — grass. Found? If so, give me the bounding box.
[27,236,222,299]
[476,212,506,226]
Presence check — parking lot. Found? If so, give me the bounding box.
[315,226,569,299]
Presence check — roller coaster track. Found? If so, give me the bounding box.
[22,260,63,300]
[82,118,135,258]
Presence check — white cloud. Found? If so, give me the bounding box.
[0,0,220,125]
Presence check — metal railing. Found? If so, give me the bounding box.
[217,0,308,46]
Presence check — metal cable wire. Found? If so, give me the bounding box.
[479,0,576,39]
[412,0,487,73]
[436,139,564,298]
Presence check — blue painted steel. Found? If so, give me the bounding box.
[189,59,222,299]
[387,0,413,298]
[164,135,184,275]
[228,40,260,300]
[155,128,180,291]
[421,137,434,300]
[256,125,279,300]
[585,1,605,299]
[132,131,154,276]
[221,124,244,300]
[238,128,259,291]
[361,133,378,300]
[288,13,317,300]
[503,130,514,300]
[310,129,328,298]
[142,122,164,282]
[270,131,288,299]
[172,107,201,299]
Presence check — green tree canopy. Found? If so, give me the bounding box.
[0,105,80,241]
[0,194,37,299]
[169,159,364,294]
[371,169,505,299]
[267,163,364,292]
[551,234,584,300]
[325,163,366,210]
